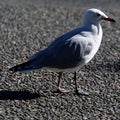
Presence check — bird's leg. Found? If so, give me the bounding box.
[57,72,62,90]
[74,71,78,89]
[57,72,71,93]
[74,72,89,95]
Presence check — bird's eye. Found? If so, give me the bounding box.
[97,13,101,17]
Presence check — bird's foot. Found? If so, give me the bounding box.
[57,87,71,93]
[75,88,89,95]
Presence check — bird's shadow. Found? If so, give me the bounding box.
[0,90,41,100]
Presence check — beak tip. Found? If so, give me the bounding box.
[104,17,116,22]
[110,18,116,22]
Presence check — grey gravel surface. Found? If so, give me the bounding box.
[0,0,120,120]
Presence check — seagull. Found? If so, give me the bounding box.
[9,8,115,95]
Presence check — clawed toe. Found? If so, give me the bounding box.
[57,87,71,93]
[75,88,89,95]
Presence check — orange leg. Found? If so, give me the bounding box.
[74,71,78,89]
[74,71,89,95]
[57,72,71,93]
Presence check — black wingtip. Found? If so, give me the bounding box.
[9,66,18,73]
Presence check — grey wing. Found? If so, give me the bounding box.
[28,49,47,61]
[43,36,92,69]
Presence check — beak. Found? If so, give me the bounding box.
[104,17,116,22]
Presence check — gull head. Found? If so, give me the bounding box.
[82,8,115,25]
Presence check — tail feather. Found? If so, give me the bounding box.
[9,60,34,73]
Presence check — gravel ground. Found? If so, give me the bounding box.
[0,0,120,120]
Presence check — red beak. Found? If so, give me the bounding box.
[104,17,116,22]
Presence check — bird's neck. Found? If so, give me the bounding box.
[83,22,102,33]
[92,23,103,44]
[91,23,102,35]
[83,23,103,44]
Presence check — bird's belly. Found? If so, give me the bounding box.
[45,64,84,72]
[83,44,100,64]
